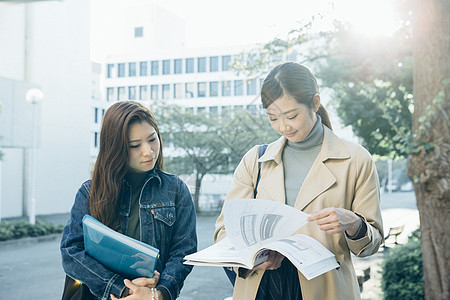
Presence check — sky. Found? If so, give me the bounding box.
[91,0,399,54]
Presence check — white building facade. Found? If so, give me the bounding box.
[0,0,92,219]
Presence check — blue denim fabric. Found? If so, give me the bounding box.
[60,169,197,300]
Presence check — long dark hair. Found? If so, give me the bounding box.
[90,101,164,228]
[260,62,332,130]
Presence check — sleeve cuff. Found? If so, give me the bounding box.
[346,214,368,240]
[157,285,171,300]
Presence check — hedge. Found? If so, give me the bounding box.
[0,220,64,241]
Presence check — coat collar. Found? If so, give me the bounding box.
[256,126,351,210]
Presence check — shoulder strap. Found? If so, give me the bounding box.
[253,144,268,198]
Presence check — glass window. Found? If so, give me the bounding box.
[118,86,126,100]
[222,81,231,96]
[247,79,256,95]
[174,83,183,99]
[210,81,218,97]
[135,26,143,37]
[185,58,194,73]
[198,57,206,72]
[197,107,206,113]
[106,87,114,101]
[162,60,170,75]
[129,86,136,100]
[118,63,125,77]
[210,106,218,114]
[198,82,206,97]
[107,64,114,78]
[151,61,159,75]
[151,85,159,100]
[222,55,231,71]
[185,83,195,98]
[162,84,170,99]
[139,85,148,100]
[94,132,98,148]
[174,59,182,74]
[139,61,148,76]
[234,80,243,96]
[247,104,257,115]
[94,107,98,124]
[259,78,264,90]
[129,62,136,77]
[210,56,218,72]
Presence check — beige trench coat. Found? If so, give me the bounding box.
[214,126,384,300]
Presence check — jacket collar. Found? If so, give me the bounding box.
[257,125,351,210]
[123,168,162,188]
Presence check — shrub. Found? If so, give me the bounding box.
[381,228,424,300]
[0,220,64,241]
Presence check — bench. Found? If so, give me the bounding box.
[383,225,405,246]
[356,266,371,292]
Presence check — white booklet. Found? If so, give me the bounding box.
[184,199,339,280]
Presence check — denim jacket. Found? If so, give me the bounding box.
[60,169,197,300]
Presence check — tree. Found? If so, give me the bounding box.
[153,103,278,211]
[409,0,450,298]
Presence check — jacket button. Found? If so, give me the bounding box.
[168,212,174,219]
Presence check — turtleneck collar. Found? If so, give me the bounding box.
[286,115,324,150]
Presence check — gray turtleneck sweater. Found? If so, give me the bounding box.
[282,116,324,207]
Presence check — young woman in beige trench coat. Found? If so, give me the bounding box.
[214,62,384,300]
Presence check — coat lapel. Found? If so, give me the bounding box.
[295,127,351,211]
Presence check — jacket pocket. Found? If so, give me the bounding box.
[153,205,176,226]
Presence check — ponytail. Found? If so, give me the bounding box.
[317,104,332,130]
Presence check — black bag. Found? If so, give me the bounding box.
[61,275,96,300]
[223,144,268,287]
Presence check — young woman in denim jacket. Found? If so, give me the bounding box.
[61,101,197,300]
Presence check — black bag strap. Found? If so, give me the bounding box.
[253,144,268,198]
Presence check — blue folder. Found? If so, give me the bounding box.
[82,215,159,279]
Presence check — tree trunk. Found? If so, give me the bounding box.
[410,0,450,299]
[193,172,204,213]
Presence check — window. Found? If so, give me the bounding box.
[185,83,195,98]
[210,56,218,72]
[259,78,265,90]
[162,84,170,99]
[139,85,148,100]
[198,82,206,97]
[222,81,231,96]
[198,57,206,72]
[94,107,98,123]
[128,62,136,77]
[222,55,231,71]
[140,61,148,76]
[210,106,218,114]
[162,60,170,75]
[174,83,183,99]
[210,81,218,97]
[106,87,114,101]
[94,132,99,148]
[135,26,143,38]
[151,85,159,100]
[174,59,182,74]
[107,64,114,78]
[234,80,243,96]
[247,104,257,115]
[197,107,206,113]
[118,87,126,100]
[118,63,125,77]
[129,86,136,100]
[185,58,194,73]
[247,79,256,95]
[151,61,159,75]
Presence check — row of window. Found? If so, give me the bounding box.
[106,79,263,101]
[91,103,260,149]
[106,55,233,78]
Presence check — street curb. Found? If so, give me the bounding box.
[0,233,62,249]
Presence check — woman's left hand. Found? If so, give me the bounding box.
[110,279,163,300]
[307,207,361,236]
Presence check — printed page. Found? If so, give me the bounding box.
[183,236,254,269]
[223,199,309,252]
[263,234,339,280]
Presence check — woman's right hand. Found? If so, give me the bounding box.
[252,250,285,271]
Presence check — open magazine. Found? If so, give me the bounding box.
[184,199,339,280]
